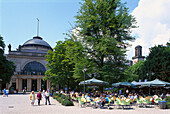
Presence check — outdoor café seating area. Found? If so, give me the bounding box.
[58,90,168,110]
[53,78,170,109]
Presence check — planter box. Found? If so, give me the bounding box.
[158,101,167,109]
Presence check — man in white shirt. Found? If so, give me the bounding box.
[45,90,51,105]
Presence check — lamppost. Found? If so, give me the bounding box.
[146,72,154,95]
[151,72,154,80]
[82,66,87,94]
[146,73,149,80]
[146,72,154,81]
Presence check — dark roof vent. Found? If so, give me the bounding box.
[33,36,43,40]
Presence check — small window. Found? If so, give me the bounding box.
[27,72,31,75]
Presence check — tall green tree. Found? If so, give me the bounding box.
[0,35,5,54]
[72,0,136,83]
[124,60,146,82]
[64,40,87,82]
[0,36,15,85]
[44,40,76,91]
[143,43,170,82]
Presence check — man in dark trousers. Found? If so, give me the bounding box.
[45,90,51,105]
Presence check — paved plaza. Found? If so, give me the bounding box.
[0,94,170,114]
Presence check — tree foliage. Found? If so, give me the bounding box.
[143,43,170,82]
[0,36,15,84]
[124,60,145,82]
[0,36,5,53]
[125,42,170,82]
[44,40,77,91]
[64,40,87,82]
[45,0,137,90]
[72,0,136,84]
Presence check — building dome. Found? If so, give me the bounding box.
[22,36,52,50]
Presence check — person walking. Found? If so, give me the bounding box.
[37,91,42,106]
[6,89,9,97]
[30,91,36,105]
[45,90,51,105]
[48,88,51,96]
[42,89,45,98]
[3,88,6,97]
[23,89,25,95]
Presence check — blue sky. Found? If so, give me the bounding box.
[1,0,139,58]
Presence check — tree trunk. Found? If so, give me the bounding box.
[67,79,69,94]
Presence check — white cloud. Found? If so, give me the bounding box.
[126,0,170,60]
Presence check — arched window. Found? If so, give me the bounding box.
[23,61,46,75]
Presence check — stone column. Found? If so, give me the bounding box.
[16,78,19,90]
[39,79,41,90]
[37,79,39,91]
[37,79,41,91]
[27,78,31,91]
[18,78,22,92]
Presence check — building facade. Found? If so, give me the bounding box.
[7,36,52,92]
[132,45,145,65]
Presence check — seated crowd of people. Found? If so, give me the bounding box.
[57,90,170,108]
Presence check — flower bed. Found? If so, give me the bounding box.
[53,93,74,106]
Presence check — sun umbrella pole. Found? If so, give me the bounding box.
[93,84,94,97]
[83,76,85,94]
[124,86,126,94]
[82,66,87,94]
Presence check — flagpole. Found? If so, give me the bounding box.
[37,18,39,36]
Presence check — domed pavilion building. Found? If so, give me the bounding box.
[7,36,52,92]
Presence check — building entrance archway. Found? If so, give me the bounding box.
[32,79,37,91]
[22,79,27,90]
[41,79,47,91]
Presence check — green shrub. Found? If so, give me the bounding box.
[62,99,74,106]
[53,92,57,96]
[61,94,64,99]
[61,99,64,105]
[61,94,66,99]
[53,93,57,99]
[57,97,62,103]
[60,99,63,103]
[56,97,59,101]
[65,95,71,101]
[165,96,170,109]
[58,93,62,97]
[56,94,74,106]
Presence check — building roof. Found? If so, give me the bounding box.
[21,49,47,54]
[23,36,52,50]
[135,45,142,48]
